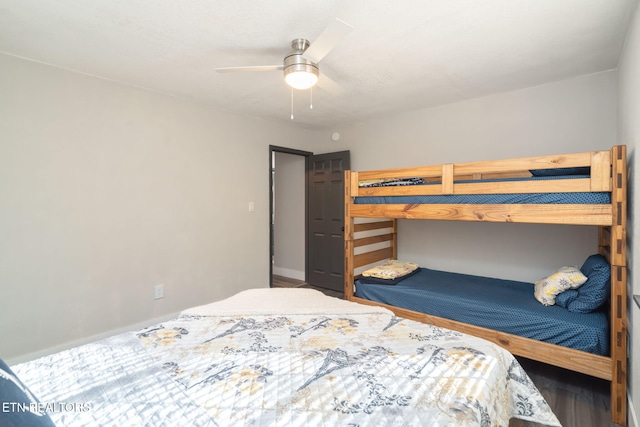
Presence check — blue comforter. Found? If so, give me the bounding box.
[355,267,609,355]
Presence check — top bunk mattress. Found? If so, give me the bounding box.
[354,267,609,356]
[355,174,611,205]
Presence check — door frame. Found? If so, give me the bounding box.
[269,145,312,288]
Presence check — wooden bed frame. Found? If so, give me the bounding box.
[343,145,627,425]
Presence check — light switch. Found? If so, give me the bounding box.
[248,202,255,212]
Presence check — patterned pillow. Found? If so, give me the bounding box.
[362,260,419,280]
[0,358,56,426]
[566,254,611,313]
[359,268,421,285]
[534,266,588,306]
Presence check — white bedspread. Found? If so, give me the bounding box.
[181,288,393,317]
[14,289,561,426]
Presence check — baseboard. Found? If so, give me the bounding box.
[6,311,180,366]
[272,266,305,281]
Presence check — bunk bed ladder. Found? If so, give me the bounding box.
[344,169,398,300]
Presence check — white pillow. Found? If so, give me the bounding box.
[534,266,588,306]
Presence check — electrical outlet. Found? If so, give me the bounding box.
[248,202,255,212]
[154,284,164,300]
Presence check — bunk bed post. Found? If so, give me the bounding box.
[609,144,627,426]
[344,170,355,300]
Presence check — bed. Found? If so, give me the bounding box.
[344,145,628,425]
[355,262,610,356]
[3,289,560,427]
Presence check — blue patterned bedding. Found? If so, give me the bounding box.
[355,268,609,355]
[355,175,611,205]
[12,289,560,426]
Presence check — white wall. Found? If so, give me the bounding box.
[332,71,618,283]
[618,1,640,425]
[273,152,306,280]
[0,54,324,362]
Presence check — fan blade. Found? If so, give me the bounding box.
[215,65,284,73]
[317,72,345,96]
[302,18,354,63]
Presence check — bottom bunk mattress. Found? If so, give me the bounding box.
[355,268,609,356]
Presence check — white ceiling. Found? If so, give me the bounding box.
[0,0,637,129]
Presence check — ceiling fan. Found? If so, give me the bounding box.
[215,18,354,94]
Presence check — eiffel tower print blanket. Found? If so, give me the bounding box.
[12,288,560,426]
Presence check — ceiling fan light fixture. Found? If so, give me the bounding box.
[285,68,319,90]
[283,39,319,90]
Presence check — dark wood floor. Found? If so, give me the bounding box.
[271,275,621,427]
[272,275,344,298]
[511,357,618,427]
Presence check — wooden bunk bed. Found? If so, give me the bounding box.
[343,145,628,425]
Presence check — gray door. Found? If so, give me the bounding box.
[307,150,350,291]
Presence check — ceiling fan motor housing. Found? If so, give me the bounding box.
[283,38,319,89]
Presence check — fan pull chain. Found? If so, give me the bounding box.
[310,87,313,110]
[290,88,294,120]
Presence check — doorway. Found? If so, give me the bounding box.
[269,146,311,288]
[268,146,350,292]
